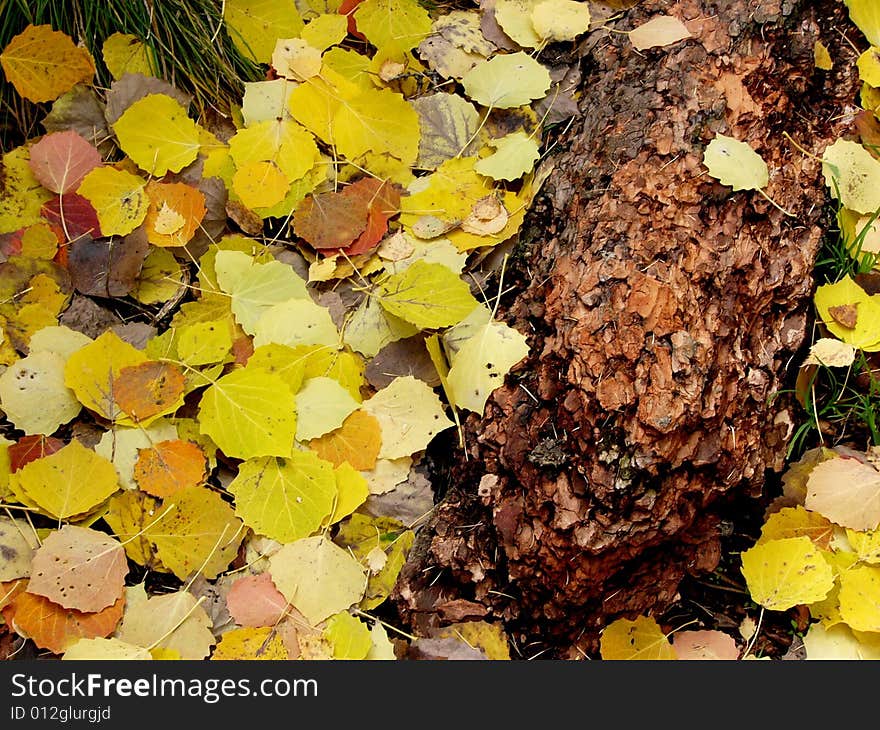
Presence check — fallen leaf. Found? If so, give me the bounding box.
[28,131,102,194]
[740,536,835,611]
[628,14,692,51]
[226,572,289,628]
[133,440,207,498]
[805,456,880,531]
[599,616,676,660]
[671,630,740,660]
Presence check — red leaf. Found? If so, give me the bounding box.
[337,0,367,40]
[9,435,65,472]
[28,131,102,194]
[41,194,102,240]
[339,179,401,256]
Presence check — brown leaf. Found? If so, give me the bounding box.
[828,303,858,329]
[134,439,207,498]
[113,360,186,424]
[68,230,149,298]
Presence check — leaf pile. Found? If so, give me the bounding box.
[0,0,617,659]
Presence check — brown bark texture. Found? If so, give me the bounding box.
[393,0,862,656]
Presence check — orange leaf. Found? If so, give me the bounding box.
[134,440,208,498]
[308,410,382,470]
[113,361,186,424]
[7,592,125,654]
[339,179,400,256]
[226,572,289,628]
[0,25,95,103]
[292,178,379,249]
[143,181,207,247]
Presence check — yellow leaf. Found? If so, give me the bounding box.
[822,139,880,215]
[599,616,676,660]
[805,455,880,531]
[814,275,880,351]
[211,627,289,659]
[150,485,245,580]
[333,87,421,166]
[376,260,479,329]
[757,506,835,549]
[253,298,340,349]
[295,377,359,441]
[224,0,304,63]
[229,453,337,542]
[198,366,298,459]
[269,536,367,625]
[64,330,148,421]
[11,439,119,520]
[301,14,348,51]
[0,25,95,103]
[272,38,322,80]
[113,94,201,176]
[531,0,591,42]
[461,52,551,108]
[814,41,833,70]
[740,536,835,611]
[353,0,432,54]
[703,134,768,191]
[0,147,54,234]
[493,0,542,48]
[62,637,152,660]
[232,161,289,210]
[363,375,454,459]
[176,320,233,367]
[323,611,372,659]
[474,131,540,181]
[343,294,419,358]
[327,462,370,524]
[77,166,149,237]
[115,585,214,660]
[102,32,154,80]
[846,527,880,564]
[103,490,164,568]
[845,0,880,47]
[132,247,185,305]
[436,621,511,659]
[803,622,880,659]
[228,118,319,183]
[839,564,880,632]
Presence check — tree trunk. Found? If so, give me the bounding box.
[393,0,861,657]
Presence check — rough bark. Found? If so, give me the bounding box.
[393,0,862,657]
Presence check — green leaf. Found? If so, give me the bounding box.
[461,52,551,109]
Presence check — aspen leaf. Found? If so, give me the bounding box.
[344,294,420,358]
[241,79,293,127]
[102,33,154,80]
[272,38,322,80]
[214,251,309,334]
[845,0,880,47]
[198,367,298,459]
[436,621,511,660]
[11,440,119,520]
[211,627,289,659]
[447,320,530,413]
[224,0,304,63]
[229,453,337,542]
[295,377,360,441]
[308,410,382,470]
[474,131,540,181]
[226,572,289,627]
[323,611,372,659]
[253,298,340,349]
[757,506,835,549]
[803,622,880,659]
[133,440,207,498]
[839,565,880,632]
[246,344,307,392]
[132,247,185,305]
[63,636,152,660]
[362,375,454,459]
[104,490,164,567]
[0,146,53,234]
[28,131,102,194]
[77,166,149,237]
[232,161,289,210]
[27,525,128,612]
[814,275,880,350]
[293,185,370,249]
[822,139,880,215]
[143,181,206,247]
[804,338,856,367]
[377,260,479,329]
[302,14,348,51]
[177,320,233,367]
[333,87,421,166]
[858,48,880,87]
[328,463,370,524]
[269,536,367,625]
[353,0,432,54]
[461,52,551,109]
[113,361,186,426]
[703,134,769,192]
[805,456,880,531]
[8,434,65,473]
[228,118,319,184]
[113,94,201,176]
[740,536,835,611]
[7,591,124,654]
[628,15,692,50]
[531,0,592,42]
[150,485,245,580]
[0,517,39,581]
[846,527,880,564]
[115,585,214,659]
[0,25,95,103]
[367,622,397,660]
[411,93,481,170]
[814,41,833,70]
[0,350,81,435]
[599,616,677,660]
[493,0,542,48]
[95,420,178,490]
[671,630,740,661]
